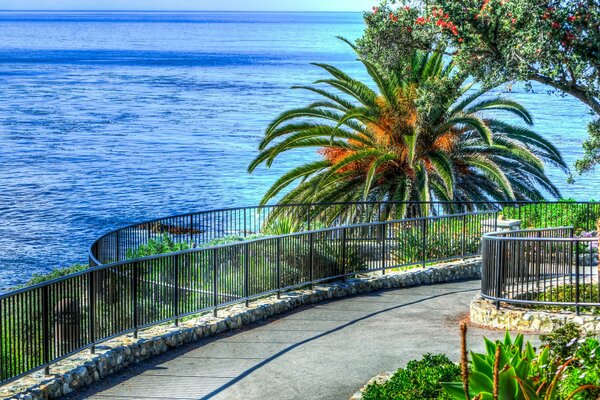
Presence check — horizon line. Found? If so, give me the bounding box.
[0,10,367,13]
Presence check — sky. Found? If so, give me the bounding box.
[0,0,377,12]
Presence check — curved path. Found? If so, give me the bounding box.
[65,280,531,400]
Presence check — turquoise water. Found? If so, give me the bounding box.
[0,11,596,290]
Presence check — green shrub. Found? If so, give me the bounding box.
[501,200,600,233]
[392,218,481,265]
[362,353,460,400]
[539,323,583,363]
[522,284,600,315]
[126,233,191,259]
[558,337,600,400]
[443,328,597,400]
[18,263,88,287]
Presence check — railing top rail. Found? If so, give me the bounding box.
[15,209,497,300]
[482,226,597,242]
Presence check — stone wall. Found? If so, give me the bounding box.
[1,258,481,400]
[470,295,600,334]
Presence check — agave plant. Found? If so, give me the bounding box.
[248,38,566,219]
[443,326,597,400]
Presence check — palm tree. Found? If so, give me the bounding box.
[248,39,567,219]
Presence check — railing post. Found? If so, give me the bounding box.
[341,228,347,281]
[174,254,180,326]
[586,203,591,231]
[213,248,218,317]
[42,285,50,376]
[381,224,386,275]
[244,243,250,307]
[276,238,281,299]
[495,241,504,310]
[133,262,139,338]
[115,231,120,262]
[243,210,247,238]
[575,239,580,316]
[88,270,96,354]
[461,214,466,259]
[189,214,194,243]
[421,218,427,268]
[309,232,314,289]
[306,205,311,230]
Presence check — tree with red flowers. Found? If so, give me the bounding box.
[359,0,600,174]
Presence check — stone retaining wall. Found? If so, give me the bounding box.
[349,372,392,400]
[470,296,600,334]
[2,259,481,400]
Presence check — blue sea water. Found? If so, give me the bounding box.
[0,11,597,291]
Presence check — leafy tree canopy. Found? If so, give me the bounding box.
[358,0,600,174]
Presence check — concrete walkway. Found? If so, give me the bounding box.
[65,280,529,400]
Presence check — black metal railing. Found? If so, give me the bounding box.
[1,200,600,385]
[481,227,599,314]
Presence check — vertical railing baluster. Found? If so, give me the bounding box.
[115,231,120,262]
[276,238,281,299]
[244,243,250,307]
[495,241,503,310]
[421,218,427,268]
[575,239,580,315]
[42,285,50,376]
[341,228,347,281]
[309,232,314,289]
[381,224,386,275]
[461,214,466,259]
[213,248,218,317]
[88,271,96,354]
[133,262,139,338]
[174,254,180,326]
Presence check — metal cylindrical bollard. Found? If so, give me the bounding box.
[54,298,81,353]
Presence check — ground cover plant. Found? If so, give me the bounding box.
[362,325,600,400]
[361,353,460,400]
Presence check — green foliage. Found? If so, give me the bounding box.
[559,338,600,400]
[539,325,600,400]
[249,38,565,217]
[362,353,460,400]
[125,233,191,259]
[359,0,600,172]
[500,200,600,232]
[202,234,265,247]
[19,263,88,287]
[261,216,304,235]
[392,218,481,265]
[575,119,600,175]
[443,330,597,400]
[539,323,583,364]
[523,284,600,315]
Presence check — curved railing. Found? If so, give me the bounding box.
[1,200,599,385]
[481,227,599,313]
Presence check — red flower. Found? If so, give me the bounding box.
[511,18,516,24]
[458,37,464,42]
[567,15,576,22]
[415,16,426,25]
[404,6,411,10]
[372,6,379,13]
[551,21,561,29]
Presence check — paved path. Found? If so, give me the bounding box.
[66,280,532,400]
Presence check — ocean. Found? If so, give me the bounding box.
[0,11,597,290]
